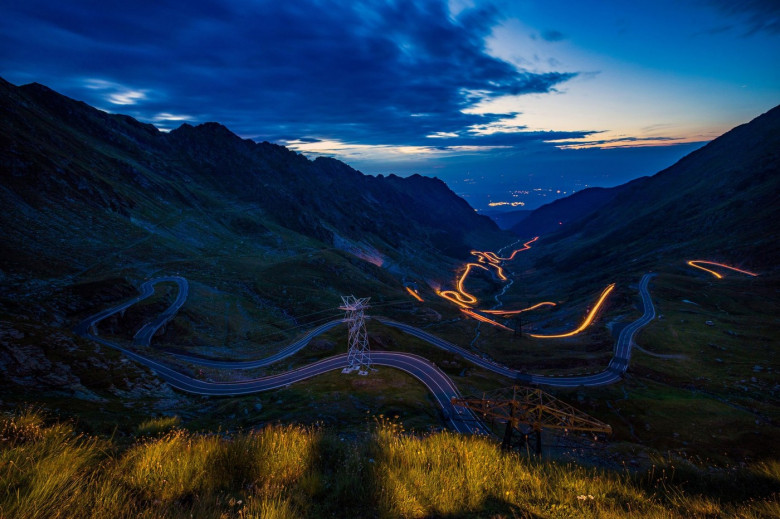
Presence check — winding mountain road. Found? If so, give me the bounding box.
[172,319,345,369]
[73,276,187,337]
[375,274,655,387]
[133,277,189,346]
[75,273,656,433]
[75,281,488,434]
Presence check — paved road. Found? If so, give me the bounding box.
[133,277,189,345]
[74,278,486,434]
[377,273,657,387]
[75,273,656,433]
[73,276,186,337]
[373,317,526,380]
[528,273,656,387]
[173,319,345,369]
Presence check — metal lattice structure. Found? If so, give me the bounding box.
[452,385,611,453]
[340,296,371,375]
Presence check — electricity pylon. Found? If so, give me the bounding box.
[340,296,371,375]
[452,385,611,454]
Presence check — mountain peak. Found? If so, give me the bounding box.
[171,121,239,139]
[19,82,57,94]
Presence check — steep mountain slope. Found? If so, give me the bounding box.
[509,184,636,238]
[482,208,531,230]
[514,105,780,274]
[0,77,501,290]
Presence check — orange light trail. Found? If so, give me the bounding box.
[486,236,539,262]
[454,263,489,304]
[406,287,424,302]
[437,236,553,330]
[437,262,490,307]
[488,262,507,281]
[460,309,514,331]
[470,237,539,265]
[482,302,557,315]
[686,260,758,279]
[437,290,472,308]
[529,284,615,339]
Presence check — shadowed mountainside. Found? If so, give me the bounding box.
[513,105,780,274]
[509,185,633,237]
[0,77,501,286]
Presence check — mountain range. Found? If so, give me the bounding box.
[4,76,777,297]
[0,77,502,294]
[2,77,778,375]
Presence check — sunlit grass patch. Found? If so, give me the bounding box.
[0,409,109,519]
[0,408,777,518]
[752,460,780,484]
[136,415,181,436]
[219,423,320,496]
[371,418,685,518]
[119,429,223,503]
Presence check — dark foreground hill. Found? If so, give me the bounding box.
[513,106,780,274]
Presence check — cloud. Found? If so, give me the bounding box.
[153,112,192,122]
[705,0,780,35]
[0,0,580,152]
[541,29,566,42]
[107,90,146,105]
[549,135,691,150]
[427,132,461,138]
[83,78,149,105]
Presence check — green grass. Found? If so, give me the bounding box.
[614,271,780,460]
[1,409,777,518]
[463,265,780,463]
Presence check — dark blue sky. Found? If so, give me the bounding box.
[2,0,777,209]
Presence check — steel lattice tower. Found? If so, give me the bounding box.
[452,385,612,454]
[340,296,371,375]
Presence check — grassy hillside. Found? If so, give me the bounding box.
[2,408,777,518]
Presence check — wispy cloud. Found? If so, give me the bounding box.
[83,78,148,105]
[153,112,192,122]
[281,138,513,163]
[549,135,694,150]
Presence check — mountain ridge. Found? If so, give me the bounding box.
[0,77,503,288]
[513,105,780,274]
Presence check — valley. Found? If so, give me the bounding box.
[0,77,777,518]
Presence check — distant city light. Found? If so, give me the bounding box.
[488,201,525,207]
